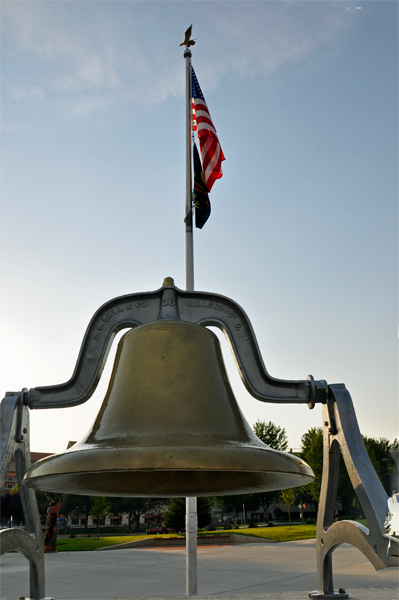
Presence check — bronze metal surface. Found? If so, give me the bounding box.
[23,322,314,496]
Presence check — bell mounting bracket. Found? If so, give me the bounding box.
[25,279,327,410]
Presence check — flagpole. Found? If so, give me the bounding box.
[183,44,197,597]
[184,46,194,292]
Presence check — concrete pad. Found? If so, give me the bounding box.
[1,539,398,599]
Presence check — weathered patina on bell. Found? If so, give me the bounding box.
[23,320,314,496]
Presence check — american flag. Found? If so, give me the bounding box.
[191,66,225,193]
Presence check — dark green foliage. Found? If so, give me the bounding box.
[163,499,185,531]
[163,498,212,531]
[252,420,289,521]
[214,493,260,525]
[336,451,355,517]
[107,497,166,531]
[64,494,94,527]
[253,420,288,452]
[108,497,146,531]
[281,488,296,527]
[91,497,111,538]
[300,427,324,504]
[362,437,395,495]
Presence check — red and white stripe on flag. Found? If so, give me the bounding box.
[192,68,225,193]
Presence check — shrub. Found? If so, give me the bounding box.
[69,533,76,538]
[86,534,91,537]
[248,521,257,528]
[273,507,283,519]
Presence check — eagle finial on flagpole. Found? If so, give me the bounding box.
[180,24,196,47]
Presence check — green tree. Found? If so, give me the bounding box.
[197,498,212,529]
[91,497,111,539]
[300,427,323,506]
[163,499,185,531]
[108,497,146,531]
[61,494,86,523]
[337,436,397,518]
[281,488,295,528]
[163,498,212,532]
[390,439,399,494]
[362,437,395,495]
[34,491,94,529]
[214,494,260,526]
[107,497,166,531]
[253,420,289,452]
[67,494,94,528]
[3,487,87,530]
[253,420,289,522]
[336,452,356,518]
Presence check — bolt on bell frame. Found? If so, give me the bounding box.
[1,278,398,600]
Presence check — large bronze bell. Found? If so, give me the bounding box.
[24,320,314,496]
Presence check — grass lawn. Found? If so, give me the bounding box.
[357,519,369,528]
[56,534,183,552]
[55,525,317,551]
[221,525,317,543]
[56,535,147,552]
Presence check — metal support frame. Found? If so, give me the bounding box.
[1,281,397,600]
[0,391,49,600]
[309,384,398,599]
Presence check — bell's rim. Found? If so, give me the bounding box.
[23,466,313,498]
[24,443,314,493]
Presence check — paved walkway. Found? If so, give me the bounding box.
[1,539,398,599]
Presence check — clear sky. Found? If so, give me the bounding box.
[1,1,397,455]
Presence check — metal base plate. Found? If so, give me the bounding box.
[309,592,349,599]
[18,597,54,600]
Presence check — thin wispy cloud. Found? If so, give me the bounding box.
[2,1,354,121]
[11,85,44,102]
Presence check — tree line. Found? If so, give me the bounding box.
[2,421,397,529]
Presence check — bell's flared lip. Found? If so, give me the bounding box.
[23,444,314,496]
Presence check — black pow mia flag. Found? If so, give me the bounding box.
[193,143,211,229]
